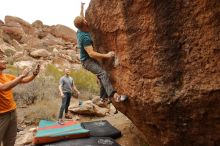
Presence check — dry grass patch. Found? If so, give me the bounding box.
[21,98,60,125]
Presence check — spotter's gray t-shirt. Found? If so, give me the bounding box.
[59,76,74,93]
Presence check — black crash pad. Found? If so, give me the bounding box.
[81,120,122,139]
[43,137,121,146]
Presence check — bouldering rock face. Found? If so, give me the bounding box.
[87,0,220,146]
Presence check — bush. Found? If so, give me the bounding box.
[44,64,64,81]
[14,75,59,105]
[44,64,99,95]
[4,48,16,57]
[70,69,99,94]
[23,98,60,125]
[7,63,99,124]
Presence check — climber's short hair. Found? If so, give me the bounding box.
[74,16,85,29]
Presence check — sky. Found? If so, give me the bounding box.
[0,0,91,30]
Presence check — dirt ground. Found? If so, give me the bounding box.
[69,105,148,146]
[16,101,148,146]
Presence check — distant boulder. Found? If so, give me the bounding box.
[13,51,24,60]
[2,25,25,43]
[50,25,76,43]
[40,34,64,47]
[0,16,80,72]
[32,20,43,29]
[30,49,50,58]
[5,16,34,34]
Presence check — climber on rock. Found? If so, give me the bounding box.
[73,2,128,103]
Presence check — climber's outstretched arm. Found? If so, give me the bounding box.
[80,2,85,18]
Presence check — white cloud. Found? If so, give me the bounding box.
[0,0,90,30]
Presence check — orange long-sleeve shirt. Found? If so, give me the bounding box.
[0,74,16,113]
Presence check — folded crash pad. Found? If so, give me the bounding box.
[81,120,121,139]
[33,120,90,145]
[43,137,121,146]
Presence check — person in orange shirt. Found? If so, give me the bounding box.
[0,56,40,146]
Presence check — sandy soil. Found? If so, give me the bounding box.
[16,101,147,146]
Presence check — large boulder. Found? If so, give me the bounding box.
[13,51,24,60]
[50,24,77,43]
[69,100,110,117]
[32,20,44,29]
[5,16,34,35]
[40,34,64,48]
[21,35,59,50]
[87,0,220,146]
[15,128,36,146]
[2,25,25,43]
[30,49,51,58]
